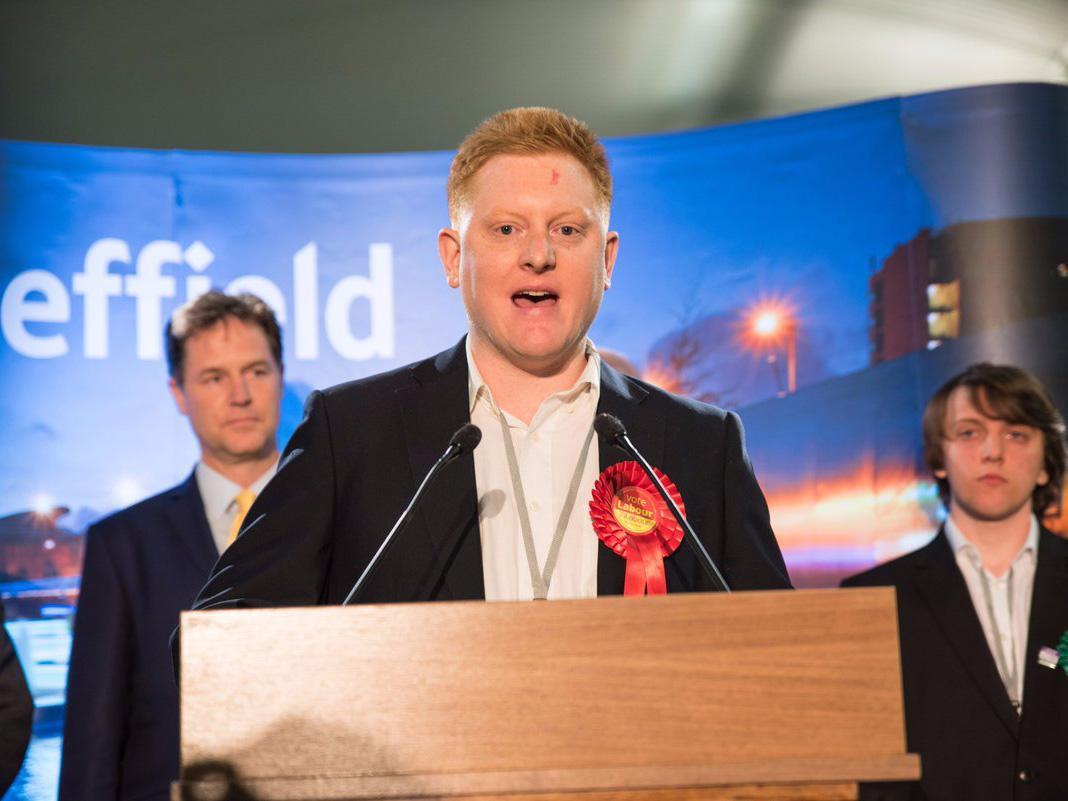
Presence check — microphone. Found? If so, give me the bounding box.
[445,423,482,461]
[342,424,482,605]
[594,413,731,593]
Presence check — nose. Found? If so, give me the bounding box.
[981,431,1004,461]
[521,232,555,274]
[230,375,252,406]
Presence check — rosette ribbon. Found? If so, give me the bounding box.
[589,461,686,595]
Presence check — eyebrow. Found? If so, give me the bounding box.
[195,360,273,378]
[482,205,595,220]
[550,209,595,223]
[950,416,1031,429]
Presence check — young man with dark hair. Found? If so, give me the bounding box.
[844,363,1068,801]
[190,107,789,618]
[61,291,284,801]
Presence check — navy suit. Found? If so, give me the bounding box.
[843,528,1068,801]
[192,339,790,613]
[62,474,217,801]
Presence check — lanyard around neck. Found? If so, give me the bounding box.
[497,410,595,600]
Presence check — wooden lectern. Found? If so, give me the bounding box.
[175,588,918,801]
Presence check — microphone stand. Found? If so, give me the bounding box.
[342,425,480,606]
[597,414,731,593]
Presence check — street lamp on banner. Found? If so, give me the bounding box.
[745,302,797,396]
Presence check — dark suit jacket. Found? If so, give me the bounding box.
[843,527,1068,801]
[193,340,790,612]
[0,602,33,795]
[62,473,217,801]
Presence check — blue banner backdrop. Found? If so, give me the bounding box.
[1,82,1066,798]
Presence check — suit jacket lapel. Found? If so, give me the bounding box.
[1022,528,1068,708]
[396,340,485,601]
[168,472,218,578]
[912,529,1020,736]
[595,365,659,596]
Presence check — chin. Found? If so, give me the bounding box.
[222,436,272,460]
[512,335,582,361]
[957,498,1033,524]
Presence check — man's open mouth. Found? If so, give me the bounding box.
[512,290,559,308]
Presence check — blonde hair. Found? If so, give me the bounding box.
[447,107,612,225]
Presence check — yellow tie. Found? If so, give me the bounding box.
[227,489,257,545]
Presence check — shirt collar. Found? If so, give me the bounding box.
[465,338,602,415]
[195,458,278,519]
[944,512,1039,567]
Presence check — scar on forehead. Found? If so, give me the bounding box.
[550,168,560,185]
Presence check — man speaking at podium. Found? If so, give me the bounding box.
[191,107,789,614]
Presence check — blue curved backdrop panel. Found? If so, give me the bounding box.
[1,82,1066,798]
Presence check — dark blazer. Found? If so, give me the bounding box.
[193,340,790,612]
[842,527,1068,801]
[0,602,33,795]
[62,473,217,801]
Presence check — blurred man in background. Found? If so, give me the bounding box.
[62,292,284,801]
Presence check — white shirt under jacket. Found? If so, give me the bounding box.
[467,338,602,602]
[195,459,279,555]
[944,513,1038,709]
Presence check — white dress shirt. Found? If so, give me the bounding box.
[944,514,1038,709]
[468,339,602,602]
[194,460,279,555]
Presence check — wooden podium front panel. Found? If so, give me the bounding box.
[180,588,907,784]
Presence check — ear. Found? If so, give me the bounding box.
[603,231,619,289]
[933,468,947,479]
[169,377,189,417]
[438,228,461,288]
[1036,468,1049,487]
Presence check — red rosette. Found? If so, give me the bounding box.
[588,461,686,596]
